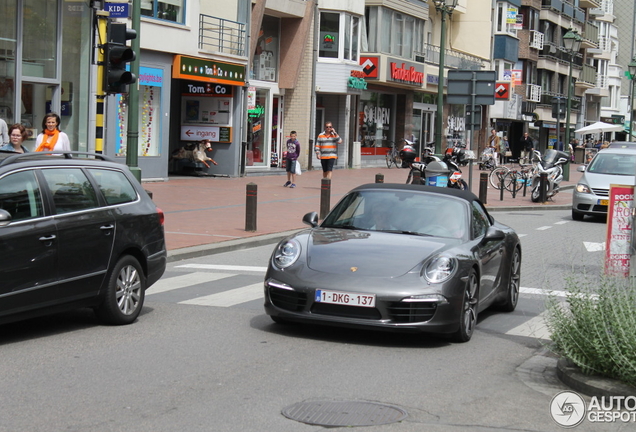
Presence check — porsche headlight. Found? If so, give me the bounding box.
[422,255,457,283]
[273,239,301,269]
[575,183,590,194]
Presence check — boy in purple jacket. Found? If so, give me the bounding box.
[284,131,300,188]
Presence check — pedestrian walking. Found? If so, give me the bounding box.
[519,132,533,164]
[315,121,341,179]
[283,130,300,188]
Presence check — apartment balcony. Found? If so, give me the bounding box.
[581,21,598,50]
[418,44,483,70]
[530,30,544,50]
[539,90,581,111]
[527,84,542,102]
[579,0,601,8]
[539,42,583,67]
[198,14,247,57]
[576,64,597,89]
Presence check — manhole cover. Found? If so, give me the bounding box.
[282,400,408,427]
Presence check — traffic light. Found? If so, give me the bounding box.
[551,97,565,120]
[103,22,137,94]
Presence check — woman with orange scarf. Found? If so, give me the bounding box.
[35,113,71,152]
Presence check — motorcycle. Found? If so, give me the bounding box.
[443,147,468,190]
[529,149,570,202]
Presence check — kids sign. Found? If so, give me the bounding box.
[605,185,634,276]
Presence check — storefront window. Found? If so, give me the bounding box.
[251,16,279,82]
[141,0,184,23]
[115,67,164,157]
[0,0,17,124]
[23,0,58,79]
[246,88,268,166]
[365,7,424,59]
[358,91,394,150]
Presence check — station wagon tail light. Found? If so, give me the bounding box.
[422,255,457,283]
[273,239,301,269]
[156,207,165,225]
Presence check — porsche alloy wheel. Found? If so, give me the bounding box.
[500,248,520,312]
[453,270,479,342]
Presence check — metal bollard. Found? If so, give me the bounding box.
[320,178,331,220]
[375,173,384,183]
[539,172,548,202]
[245,183,257,231]
[479,172,488,204]
[412,169,421,185]
[523,176,528,197]
[511,172,517,199]
[500,174,504,201]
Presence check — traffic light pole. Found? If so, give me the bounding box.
[126,0,141,182]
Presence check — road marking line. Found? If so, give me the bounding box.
[554,221,570,225]
[179,283,263,307]
[176,263,268,272]
[506,313,551,340]
[520,287,567,297]
[583,241,605,252]
[147,272,235,295]
[536,226,553,230]
[518,233,528,238]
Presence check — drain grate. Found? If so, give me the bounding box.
[282,400,408,427]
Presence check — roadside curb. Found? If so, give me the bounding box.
[556,358,636,398]
[167,229,302,263]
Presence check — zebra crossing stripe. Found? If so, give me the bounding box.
[505,313,551,340]
[147,272,235,295]
[179,283,264,307]
[176,263,268,272]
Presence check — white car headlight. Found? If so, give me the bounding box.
[575,183,590,193]
[422,255,457,283]
[273,239,301,269]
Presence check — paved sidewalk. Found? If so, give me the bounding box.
[143,161,583,258]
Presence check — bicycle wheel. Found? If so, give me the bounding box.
[489,166,509,190]
[386,151,394,168]
[394,154,402,168]
[503,171,524,193]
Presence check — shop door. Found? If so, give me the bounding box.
[271,95,282,167]
[413,105,434,158]
[20,82,60,151]
[246,88,269,166]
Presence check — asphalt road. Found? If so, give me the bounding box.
[0,208,627,432]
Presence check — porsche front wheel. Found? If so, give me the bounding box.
[453,269,479,342]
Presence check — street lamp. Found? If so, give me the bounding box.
[433,0,458,155]
[627,57,636,142]
[563,29,582,181]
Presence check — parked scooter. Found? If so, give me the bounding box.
[529,149,570,202]
[400,143,441,184]
[443,147,468,190]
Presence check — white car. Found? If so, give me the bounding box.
[572,148,636,221]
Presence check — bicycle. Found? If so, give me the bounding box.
[385,141,402,168]
[502,164,534,193]
[488,165,510,190]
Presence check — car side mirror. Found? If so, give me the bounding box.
[577,165,586,172]
[482,226,505,242]
[0,209,12,227]
[302,211,319,227]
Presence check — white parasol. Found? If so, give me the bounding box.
[574,121,624,134]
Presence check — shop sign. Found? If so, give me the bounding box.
[348,71,367,90]
[360,57,379,79]
[139,66,163,87]
[605,185,634,276]
[173,55,246,86]
[180,125,232,143]
[427,75,439,85]
[64,0,87,15]
[388,60,424,86]
[104,2,129,18]
[182,81,232,96]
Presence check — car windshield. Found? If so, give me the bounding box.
[588,153,636,176]
[321,189,467,239]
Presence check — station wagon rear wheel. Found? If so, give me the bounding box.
[95,255,146,325]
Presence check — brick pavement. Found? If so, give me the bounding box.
[143,162,583,253]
